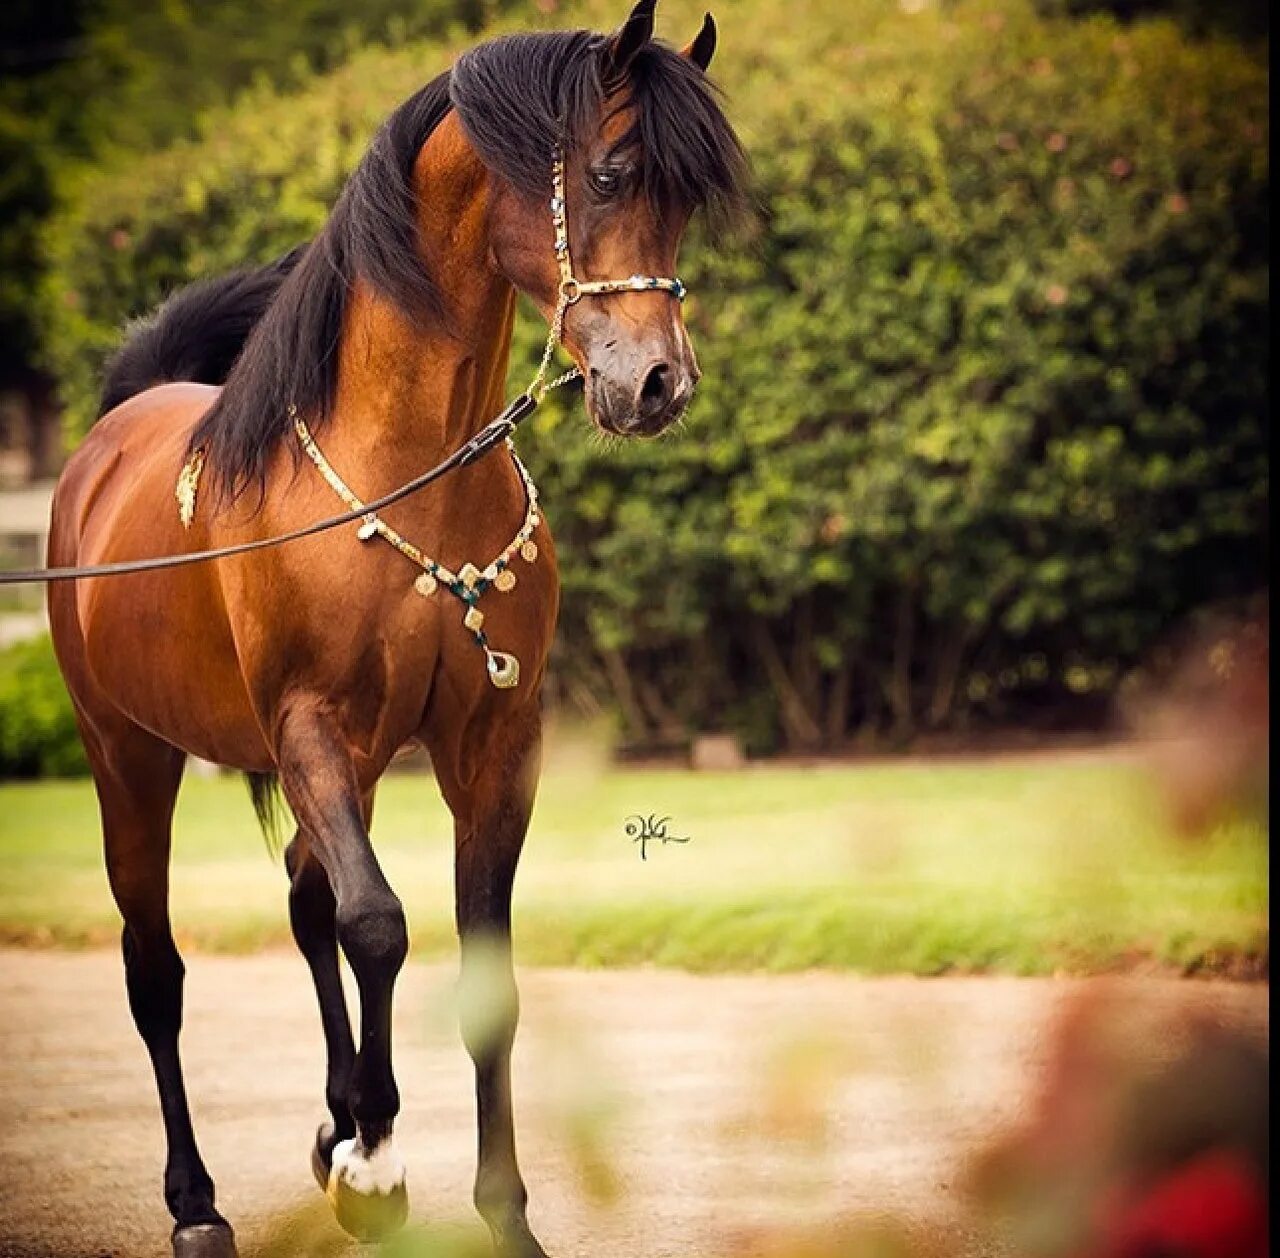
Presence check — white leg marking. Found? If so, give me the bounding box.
[330,1136,407,1196]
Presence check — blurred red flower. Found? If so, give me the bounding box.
[1090,1151,1268,1258]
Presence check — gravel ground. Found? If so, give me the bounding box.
[0,951,1267,1258]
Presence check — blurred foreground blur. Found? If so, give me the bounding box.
[1124,603,1269,839]
[969,986,1267,1258]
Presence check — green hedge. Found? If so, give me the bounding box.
[40,0,1269,752]
[0,635,87,779]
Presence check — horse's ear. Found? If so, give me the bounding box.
[681,12,717,72]
[607,0,657,80]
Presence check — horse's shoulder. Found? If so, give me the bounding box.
[66,382,216,482]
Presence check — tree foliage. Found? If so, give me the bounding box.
[1033,0,1267,42]
[0,0,90,380]
[39,0,1269,752]
[0,0,507,388]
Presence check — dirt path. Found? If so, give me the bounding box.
[0,952,1267,1258]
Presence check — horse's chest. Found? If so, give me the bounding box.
[250,517,559,761]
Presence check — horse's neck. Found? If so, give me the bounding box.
[327,122,518,479]
[330,277,517,476]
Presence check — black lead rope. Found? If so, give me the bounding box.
[0,393,539,587]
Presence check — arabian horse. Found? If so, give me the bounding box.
[46,3,746,1255]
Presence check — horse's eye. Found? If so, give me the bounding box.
[588,167,623,198]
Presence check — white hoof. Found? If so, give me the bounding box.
[326,1137,409,1241]
[329,1136,407,1196]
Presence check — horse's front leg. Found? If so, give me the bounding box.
[277,706,409,1242]
[431,705,549,1258]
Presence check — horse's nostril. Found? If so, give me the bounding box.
[639,363,671,411]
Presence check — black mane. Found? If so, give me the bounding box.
[182,27,747,501]
[450,31,746,221]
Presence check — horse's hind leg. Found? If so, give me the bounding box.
[89,720,236,1258]
[276,705,409,1241]
[284,827,357,1185]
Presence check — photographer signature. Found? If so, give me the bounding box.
[624,813,691,861]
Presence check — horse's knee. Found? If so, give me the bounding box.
[336,895,408,977]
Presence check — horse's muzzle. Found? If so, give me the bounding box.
[588,353,700,437]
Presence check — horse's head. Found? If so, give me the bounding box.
[453,0,747,437]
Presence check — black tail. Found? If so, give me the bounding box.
[98,248,305,848]
[246,771,287,856]
[98,245,305,417]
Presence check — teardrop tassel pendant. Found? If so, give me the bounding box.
[485,648,521,689]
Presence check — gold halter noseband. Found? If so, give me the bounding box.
[286,149,688,690]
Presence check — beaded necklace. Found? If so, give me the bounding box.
[293,410,538,689]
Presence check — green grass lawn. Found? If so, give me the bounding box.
[0,749,1266,975]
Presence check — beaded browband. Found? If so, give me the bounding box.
[177,149,687,690]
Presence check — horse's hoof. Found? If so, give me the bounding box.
[325,1137,409,1242]
[328,1174,409,1242]
[172,1222,238,1258]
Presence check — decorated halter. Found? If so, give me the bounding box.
[551,151,686,302]
[525,147,688,400]
[180,151,690,690]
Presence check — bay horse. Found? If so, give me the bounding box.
[46,3,746,1255]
